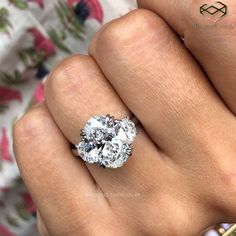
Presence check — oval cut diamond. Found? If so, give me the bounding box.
[77,115,137,168]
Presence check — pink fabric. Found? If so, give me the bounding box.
[28,28,56,58]
[0,128,13,162]
[0,225,15,236]
[34,83,44,103]
[0,1,137,235]
[0,87,22,104]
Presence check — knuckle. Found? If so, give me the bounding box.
[13,113,35,162]
[14,113,33,143]
[13,106,49,150]
[45,55,94,96]
[205,145,236,216]
[95,9,164,53]
[13,105,53,169]
[215,170,236,218]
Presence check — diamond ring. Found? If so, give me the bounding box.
[71,114,138,168]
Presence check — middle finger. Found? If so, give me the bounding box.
[89,9,235,160]
[44,55,168,202]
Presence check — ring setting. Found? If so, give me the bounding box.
[73,114,137,168]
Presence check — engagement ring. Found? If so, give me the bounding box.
[72,114,138,168]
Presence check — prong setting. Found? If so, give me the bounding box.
[106,114,115,126]
[99,164,106,168]
[80,129,86,137]
[126,147,133,156]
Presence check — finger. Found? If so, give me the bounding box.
[14,103,111,235]
[137,0,236,114]
[89,9,236,159]
[44,54,169,201]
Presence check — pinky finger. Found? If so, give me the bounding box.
[13,103,111,235]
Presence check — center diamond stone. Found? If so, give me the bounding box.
[77,115,137,168]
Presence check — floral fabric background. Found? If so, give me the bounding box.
[0,0,136,235]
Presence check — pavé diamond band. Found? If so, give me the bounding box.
[71,114,138,168]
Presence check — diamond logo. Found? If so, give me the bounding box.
[200,1,227,22]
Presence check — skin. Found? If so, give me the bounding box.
[13,0,236,235]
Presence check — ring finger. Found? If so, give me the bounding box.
[44,55,169,203]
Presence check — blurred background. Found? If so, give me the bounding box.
[0,0,235,235]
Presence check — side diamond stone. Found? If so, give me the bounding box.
[119,117,137,144]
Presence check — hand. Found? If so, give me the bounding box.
[14,4,236,236]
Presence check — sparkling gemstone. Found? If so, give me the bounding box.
[77,115,137,168]
[119,118,137,144]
